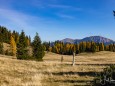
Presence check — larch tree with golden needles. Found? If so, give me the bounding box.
[99,43,104,51]
[25,36,31,46]
[10,35,17,57]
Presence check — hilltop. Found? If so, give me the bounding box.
[61,36,115,44]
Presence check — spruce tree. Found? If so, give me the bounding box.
[17,30,29,59]
[32,33,45,61]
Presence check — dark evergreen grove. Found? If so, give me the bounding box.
[0,25,45,61]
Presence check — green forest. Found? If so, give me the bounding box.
[0,26,45,60]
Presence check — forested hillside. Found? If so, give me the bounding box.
[0,26,45,60]
[0,26,31,44]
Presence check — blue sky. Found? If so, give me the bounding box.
[0,0,115,41]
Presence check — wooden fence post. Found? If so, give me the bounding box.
[61,56,63,62]
[72,52,75,66]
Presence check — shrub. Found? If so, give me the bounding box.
[94,65,115,86]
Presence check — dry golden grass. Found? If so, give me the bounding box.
[44,51,115,64]
[0,51,115,86]
[3,43,11,52]
[0,57,43,86]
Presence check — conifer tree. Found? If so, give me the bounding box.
[91,42,96,52]
[75,44,79,54]
[25,36,30,46]
[109,44,113,51]
[86,42,91,52]
[32,33,45,61]
[43,42,50,51]
[0,42,3,54]
[10,35,17,57]
[17,30,29,59]
[82,42,86,52]
[99,43,104,51]
[65,43,71,54]
[96,46,99,52]
[113,44,115,52]
[12,31,19,44]
[72,45,76,53]
[105,45,109,51]
[29,35,31,45]
[79,42,86,52]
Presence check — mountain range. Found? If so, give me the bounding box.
[60,36,115,45]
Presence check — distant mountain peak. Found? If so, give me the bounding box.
[60,36,115,45]
[61,38,74,43]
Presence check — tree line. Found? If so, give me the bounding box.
[43,41,115,55]
[0,26,45,61]
[0,25,115,59]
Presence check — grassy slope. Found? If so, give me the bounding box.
[0,51,115,86]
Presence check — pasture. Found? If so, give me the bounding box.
[0,51,115,86]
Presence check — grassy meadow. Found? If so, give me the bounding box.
[0,51,115,86]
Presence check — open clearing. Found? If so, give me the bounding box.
[0,51,115,86]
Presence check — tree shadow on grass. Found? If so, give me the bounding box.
[50,71,98,85]
[53,79,94,86]
[54,79,93,83]
[52,71,98,77]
